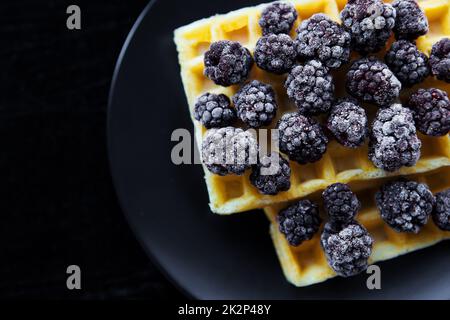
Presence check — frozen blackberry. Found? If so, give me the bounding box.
[321,221,373,277]
[254,34,297,74]
[340,0,396,54]
[233,80,278,128]
[369,104,421,172]
[295,14,351,69]
[204,40,253,87]
[429,38,450,83]
[277,112,328,164]
[285,60,334,115]
[327,99,368,148]
[259,1,298,35]
[323,183,361,223]
[385,40,430,87]
[194,93,236,128]
[250,152,291,195]
[392,0,428,40]
[432,189,450,231]
[346,57,401,106]
[376,179,435,233]
[408,88,450,136]
[201,127,258,176]
[278,200,321,246]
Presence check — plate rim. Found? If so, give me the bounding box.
[107,0,194,299]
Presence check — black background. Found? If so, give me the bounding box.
[1,0,182,298]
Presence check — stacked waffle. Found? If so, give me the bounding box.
[174,0,450,286]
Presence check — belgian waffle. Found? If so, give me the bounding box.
[265,166,450,287]
[174,0,450,214]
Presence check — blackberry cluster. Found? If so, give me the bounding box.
[295,14,351,69]
[322,183,361,223]
[376,179,435,233]
[327,99,368,148]
[408,88,450,136]
[201,127,258,176]
[204,40,253,87]
[340,0,396,54]
[392,0,428,40]
[385,40,430,87]
[285,60,335,115]
[432,189,450,231]
[346,57,401,106]
[278,200,322,246]
[369,104,421,172]
[429,38,450,83]
[321,221,373,277]
[233,80,278,128]
[259,1,298,35]
[254,33,297,74]
[277,112,328,164]
[250,152,291,195]
[194,93,236,128]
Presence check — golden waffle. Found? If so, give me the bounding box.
[265,166,450,287]
[174,0,450,214]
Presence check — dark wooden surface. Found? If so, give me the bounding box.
[0,0,182,299]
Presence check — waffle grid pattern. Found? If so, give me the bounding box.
[265,166,450,286]
[174,0,450,214]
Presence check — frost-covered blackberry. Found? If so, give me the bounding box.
[376,179,435,233]
[327,99,368,148]
[321,221,373,277]
[204,40,253,87]
[323,183,361,223]
[340,0,396,54]
[250,152,291,195]
[194,93,236,128]
[233,80,277,128]
[254,33,297,74]
[277,112,328,164]
[432,189,450,231]
[278,200,321,246]
[285,60,335,115]
[346,57,401,106]
[259,1,298,35]
[295,14,351,69]
[385,40,430,87]
[369,104,421,172]
[429,38,450,83]
[392,0,428,40]
[408,88,450,136]
[201,127,257,176]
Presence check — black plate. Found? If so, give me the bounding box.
[108,0,450,299]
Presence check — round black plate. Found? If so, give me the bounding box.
[108,0,450,299]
